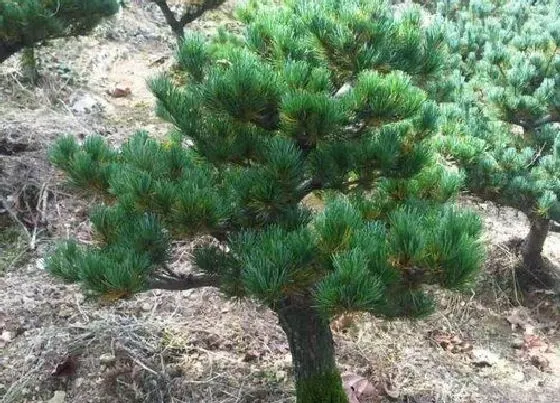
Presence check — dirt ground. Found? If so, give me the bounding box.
[1,2,559,402]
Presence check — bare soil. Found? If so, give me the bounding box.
[1,2,559,402]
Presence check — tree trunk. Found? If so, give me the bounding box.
[172,25,185,45]
[523,214,549,269]
[21,46,39,84]
[151,0,184,44]
[275,295,348,403]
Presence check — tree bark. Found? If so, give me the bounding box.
[275,295,348,403]
[151,0,184,43]
[523,214,549,269]
[21,47,39,85]
[151,0,226,45]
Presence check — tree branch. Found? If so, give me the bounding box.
[512,114,556,130]
[179,0,226,26]
[151,0,182,37]
[147,273,219,290]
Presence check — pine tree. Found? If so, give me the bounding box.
[47,1,483,401]
[0,0,119,80]
[436,0,560,269]
[149,0,226,44]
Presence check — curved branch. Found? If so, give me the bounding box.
[179,0,226,26]
[151,0,182,39]
[147,273,220,290]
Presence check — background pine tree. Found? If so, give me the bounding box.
[47,0,484,401]
[149,0,226,44]
[435,0,560,270]
[0,0,119,81]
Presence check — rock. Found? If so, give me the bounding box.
[99,353,116,365]
[58,306,73,318]
[470,348,500,368]
[275,370,286,381]
[0,330,14,348]
[69,91,107,115]
[511,338,524,349]
[35,258,45,271]
[48,390,66,403]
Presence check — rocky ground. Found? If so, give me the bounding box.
[1,2,559,402]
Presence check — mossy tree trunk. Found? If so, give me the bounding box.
[523,214,549,269]
[275,295,348,403]
[21,46,39,84]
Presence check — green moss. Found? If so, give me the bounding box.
[295,369,348,403]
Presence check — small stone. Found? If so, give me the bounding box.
[99,353,116,365]
[70,92,107,115]
[36,258,45,270]
[58,306,73,318]
[0,330,14,348]
[470,348,500,368]
[511,338,524,349]
[48,390,66,403]
[275,370,286,381]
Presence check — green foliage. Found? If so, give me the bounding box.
[49,0,483,312]
[0,0,118,63]
[436,0,560,245]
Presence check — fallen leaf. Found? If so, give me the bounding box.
[332,313,355,333]
[428,330,473,354]
[107,81,132,98]
[523,334,549,353]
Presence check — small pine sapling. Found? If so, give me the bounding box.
[149,0,226,44]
